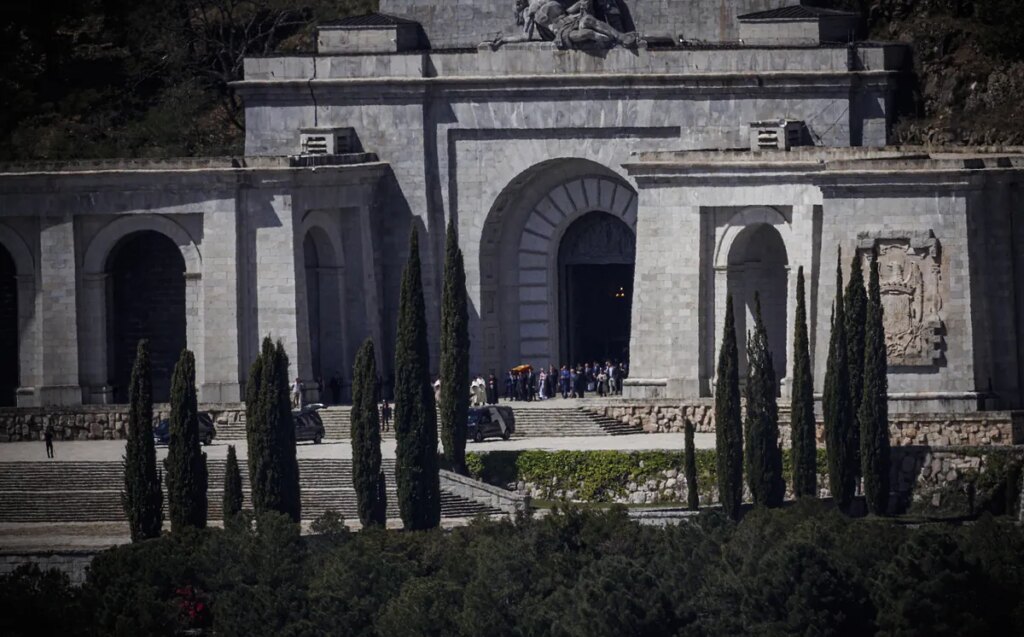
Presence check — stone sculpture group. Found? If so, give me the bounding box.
[494,0,639,49]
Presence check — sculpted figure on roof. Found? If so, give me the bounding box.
[492,0,638,50]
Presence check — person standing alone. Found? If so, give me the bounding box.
[44,423,55,459]
[292,377,304,409]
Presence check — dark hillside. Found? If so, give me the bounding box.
[2,0,1021,159]
[0,0,374,160]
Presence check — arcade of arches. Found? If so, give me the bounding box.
[106,231,187,404]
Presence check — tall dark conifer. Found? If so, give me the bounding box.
[271,341,301,523]
[439,219,470,475]
[246,337,301,522]
[245,345,269,514]
[791,267,818,498]
[223,444,243,521]
[823,248,856,511]
[684,420,699,511]
[743,294,785,508]
[394,229,441,530]
[352,338,386,528]
[122,339,163,541]
[715,296,744,520]
[859,254,891,515]
[165,349,207,530]
[845,252,867,475]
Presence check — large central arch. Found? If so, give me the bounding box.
[478,158,638,374]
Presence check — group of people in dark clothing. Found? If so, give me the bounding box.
[502,361,627,401]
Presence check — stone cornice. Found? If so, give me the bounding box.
[232,70,897,102]
[0,161,388,195]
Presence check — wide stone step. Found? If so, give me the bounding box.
[212,405,639,439]
[0,458,502,523]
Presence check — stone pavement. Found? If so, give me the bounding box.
[0,432,717,464]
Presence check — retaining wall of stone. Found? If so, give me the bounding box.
[510,446,1024,514]
[1,404,246,442]
[0,550,97,585]
[594,401,1023,447]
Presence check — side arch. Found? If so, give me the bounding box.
[79,215,202,404]
[0,223,37,405]
[83,214,201,275]
[714,206,795,270]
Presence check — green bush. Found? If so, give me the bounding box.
[466,449,829,504]
[7,505,1024,636]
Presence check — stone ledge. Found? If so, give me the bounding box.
[1,404,246,442]
[439,469,529,514]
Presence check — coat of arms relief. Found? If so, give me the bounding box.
[856,231,944,367]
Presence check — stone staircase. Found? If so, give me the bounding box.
[511,405,642,436]
[212,404,641,441]
[0,459,501,523]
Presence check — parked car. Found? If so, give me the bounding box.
[294,403,326,444]
[153,413,216,446]
[467,405,515,442]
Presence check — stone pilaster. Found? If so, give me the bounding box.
[38,216,81,405]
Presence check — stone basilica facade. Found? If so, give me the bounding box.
[0,0,1022,415]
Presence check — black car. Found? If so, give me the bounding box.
[294,403,326,444]
[467,406,515,442]
[153,413,216,446]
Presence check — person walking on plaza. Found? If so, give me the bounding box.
[487,374,499,405]
[560,365,571,398]
[44,423,55,459]
[380,399,392,432]
[292,377,304,409]
[329,374,341,405]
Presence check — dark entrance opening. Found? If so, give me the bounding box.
[107,231,187,403]
[559,211,635,366]
[0,245,17,406]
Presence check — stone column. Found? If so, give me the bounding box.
[626,196,702,399]
[38,216,81,405]
[199,205,242,403]
[14,273,40,407]
[79,273,112,404]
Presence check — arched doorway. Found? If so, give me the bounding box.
[0,244,17,406]
[107,231,187,403]
[559,211,635,365]
[727,223,788,381]
[476,159,638,374]
[301,227,345,399]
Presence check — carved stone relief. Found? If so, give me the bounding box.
[559,211,636,265]
[857,230,943,367]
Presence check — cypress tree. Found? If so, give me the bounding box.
[715,295,743,521]
[122,339,163,541]
[394,228,441,530]
[352,338,386,528]
[684,419,699,511]
[845,252,867,474]
[246,337,301,522]
[860,254,891,515]
[223,444,243,521]
[271,341,302,523]
[245,345,269,515]
[440,219,470,475]
[165,349,207,531]
[791,266,818,498]
[743,293,785,508]
[823,248,857,511]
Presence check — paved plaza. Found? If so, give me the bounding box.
[0,431,717,464]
